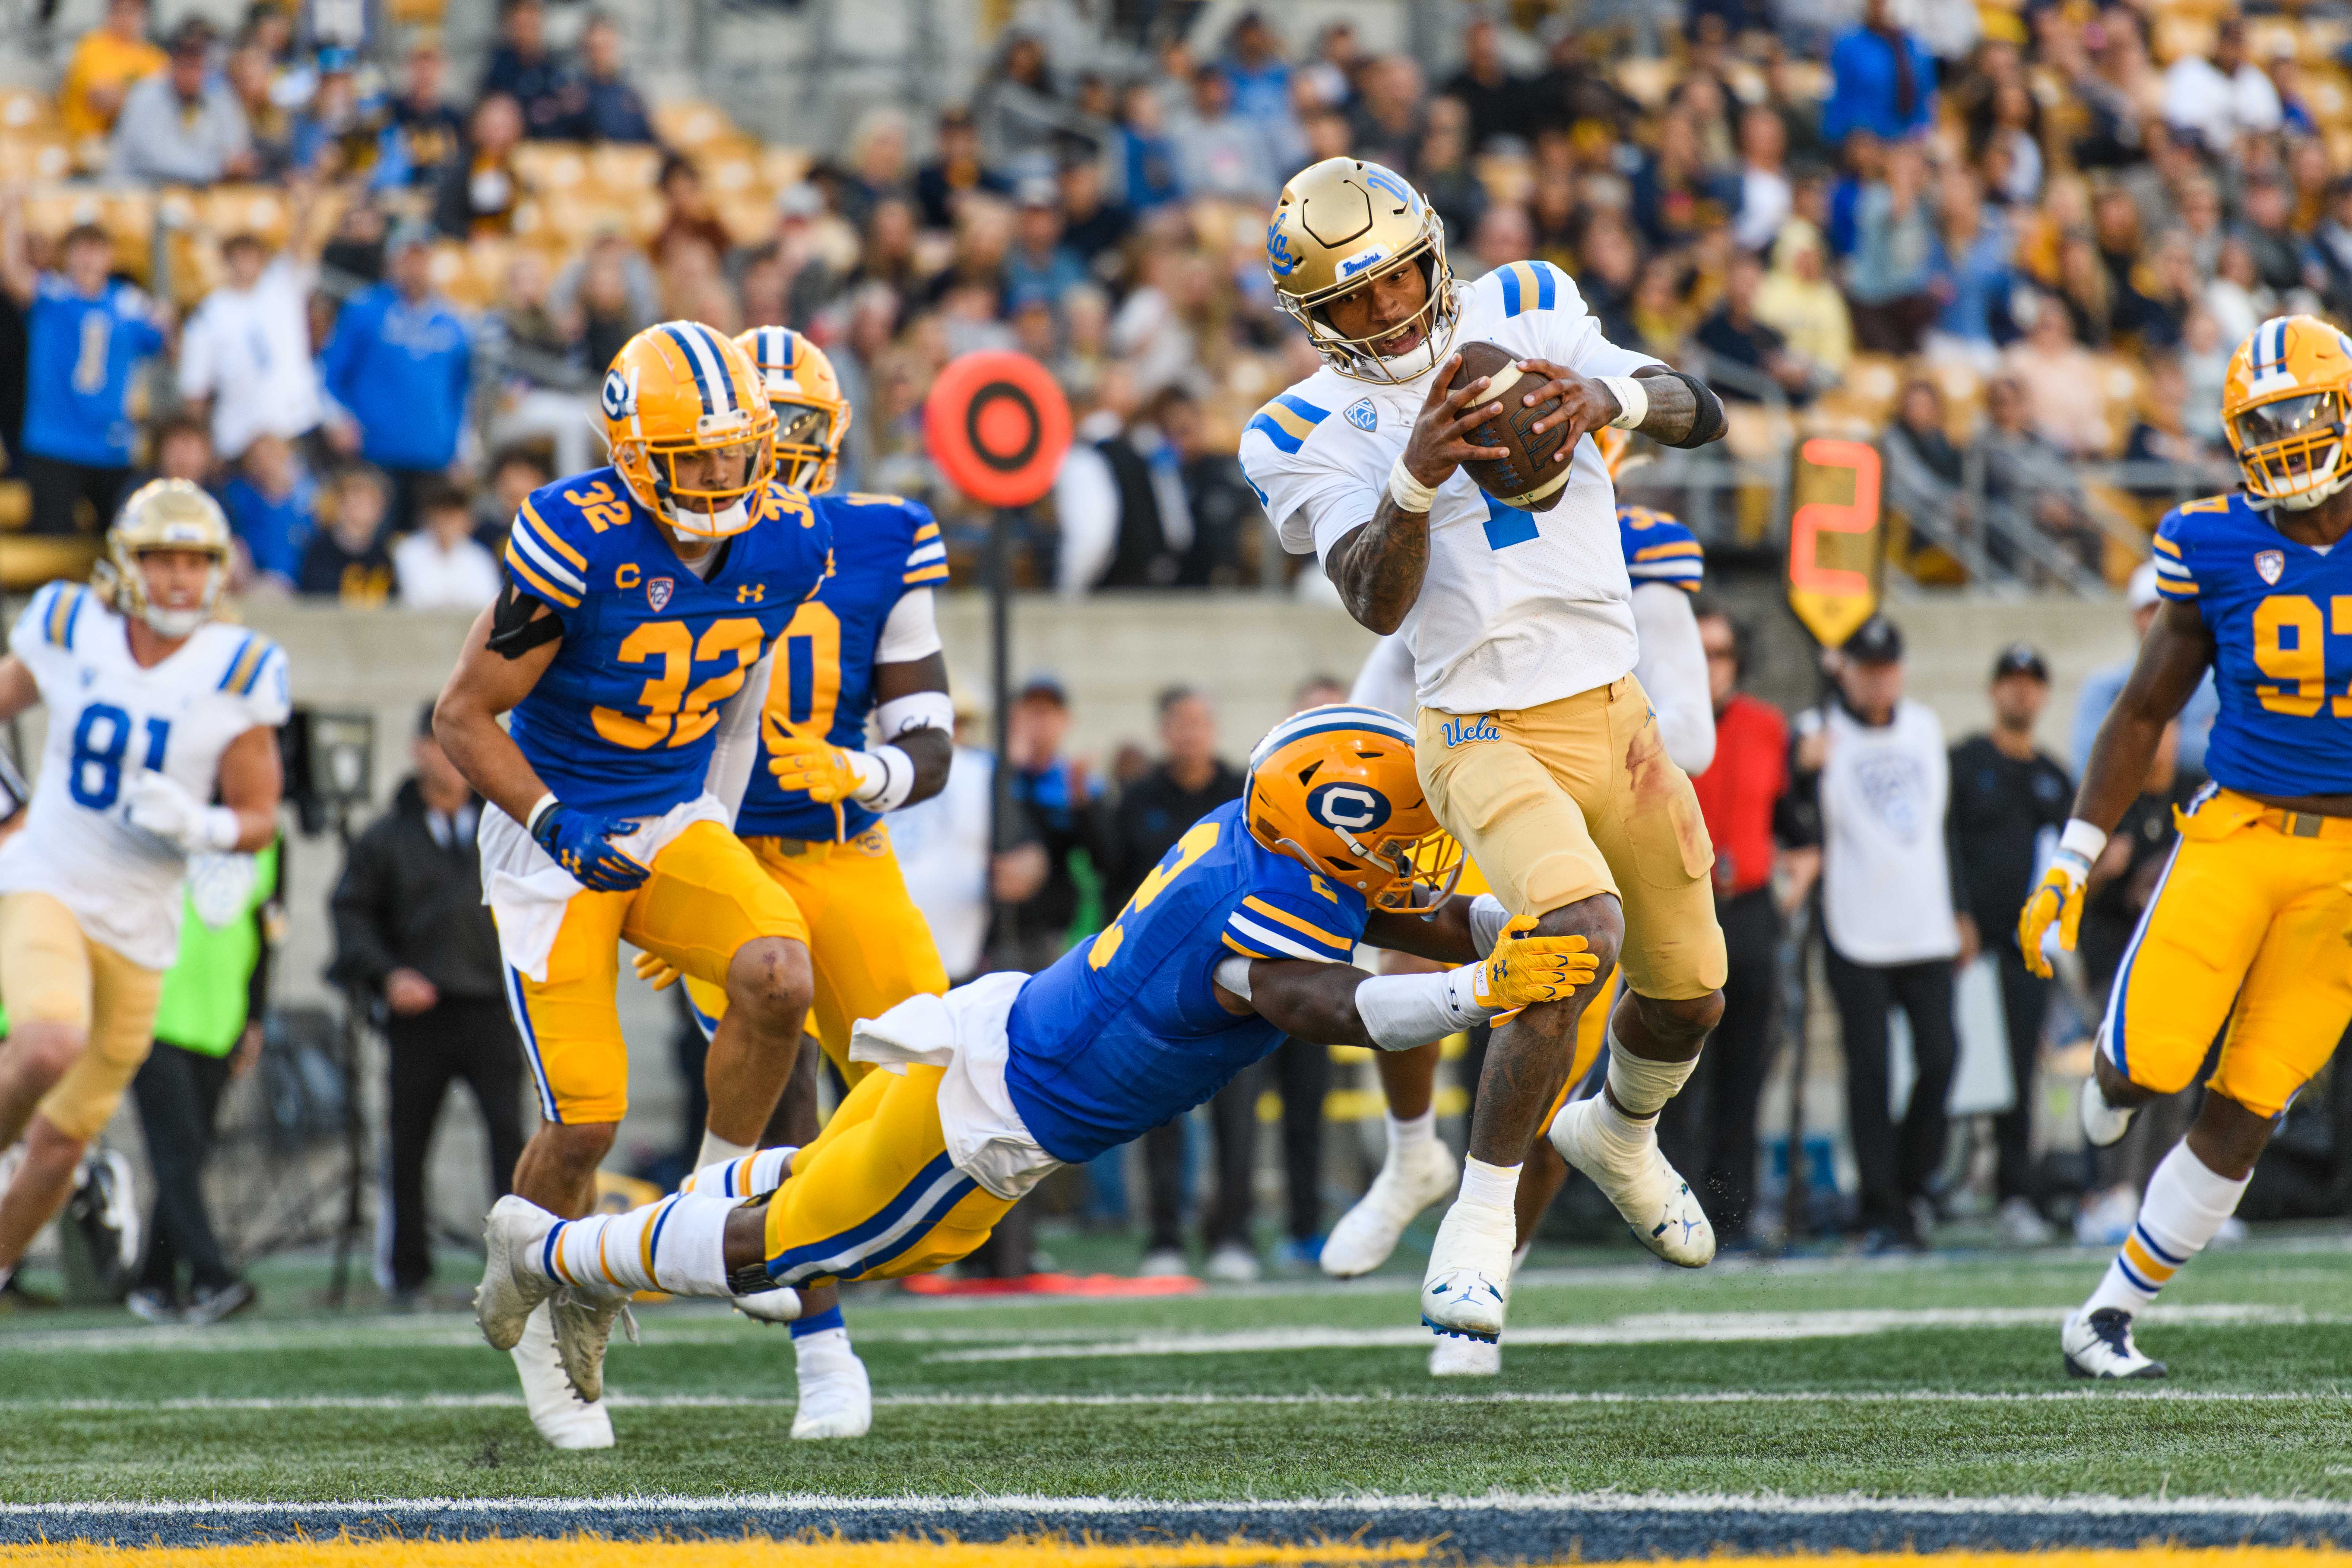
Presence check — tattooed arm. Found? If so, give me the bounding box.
[1512,360,1726,453]
[1324,351,1508,635]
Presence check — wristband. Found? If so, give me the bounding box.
[860,744,917,811]
[525,793,559,835]
[1387,454,1437,514]
[199,806,241,853]
[1598,375,1649,431]
[2057,818,2108,864]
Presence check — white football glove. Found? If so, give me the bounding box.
[122,771,239,855]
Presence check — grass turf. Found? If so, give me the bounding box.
[1,1235,2346,1506]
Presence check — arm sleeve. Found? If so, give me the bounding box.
[1630,582,1715,775]
[704,647,774,817]
[875,588,942,664]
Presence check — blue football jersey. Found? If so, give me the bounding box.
[1619,504,1703,592]
[734,491,951,840]
[2151,492,2352,798]
[502,468,834,817]
[1004,799,1370,1164]
[22,276,166,468]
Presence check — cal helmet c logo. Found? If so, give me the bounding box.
[600,365,639,420]
[1307,782,1392,835]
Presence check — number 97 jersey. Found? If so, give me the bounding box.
[0,581,289,969]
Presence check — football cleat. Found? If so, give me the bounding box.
[2080,1075,2138,1148]
[734,1286,803,1325]
[1429,1334,1502,1377]
[791,1338,874,1441]
[1321,1136,1460,1278]
[510,1302,615,1449]
[549,1285,637,1405]
[475,1194,559,1352]
[2063,1308,2167,1380]
[68,1149,140,1296]
[1419,1199,1515,1342]
[1548,1095,1714,1267]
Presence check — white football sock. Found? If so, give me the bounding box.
[682,1145,796,1199]
[539,1193,736,1299]
[2084,1141,2250,1318]
[696,1129,755,1173]
[1386,1108,1437,1160]
[1606,1047,1699,1122]
[1456,1157,1521,1217]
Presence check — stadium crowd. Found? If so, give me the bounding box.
[4,0,2350,1311]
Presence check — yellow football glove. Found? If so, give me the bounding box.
[767,741,867,805]
[2016,847,2094,980]
[631,949,682,992]
[1470,916,1601,1011]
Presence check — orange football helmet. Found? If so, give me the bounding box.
[2222,314,2352,512]
[734,325,852,495]
[1245,704,1460,913]
[601,321,777,537]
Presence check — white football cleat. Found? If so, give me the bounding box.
[1419,1198,1515,1342]
[735,1286,803,1324]
[1321,1137,1460,1278]
[2062,1308,2166,1380]
[549,1285,637,1405]
[476,1194,559,1352]
[1429,1334,1502,1377]
[1548,1095,1714,1267]
[2079,1075,2137,1148]
[791,1338,873,1440]
[510,1302,615,1449]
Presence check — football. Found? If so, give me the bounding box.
[1454,338,1576,512]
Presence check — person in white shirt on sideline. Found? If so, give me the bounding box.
[176,178,328,464]
[394,483,503,612]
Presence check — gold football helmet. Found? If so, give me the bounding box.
[1265,158,1459,385]
[601,321,777,537]
[95,478,233,638]
[734,325,851,495]
[1245,703,1460,913]
[2222,314,2352,511]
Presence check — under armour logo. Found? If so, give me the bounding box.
[737,584,766,603]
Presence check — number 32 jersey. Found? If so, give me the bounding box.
[502,468,834,817]
[2151,492,2352,798]
[0,583,289,968]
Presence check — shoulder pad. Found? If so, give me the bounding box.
[33,581,92,649]
[1243,391,1336,457]
[1487,259,1579,319]
[214,629,280,697]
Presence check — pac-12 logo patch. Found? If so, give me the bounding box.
[1345,398,1377,432]
[2255,549,2285,585]
[1307,781,1392,836]
[645,576,675,611]
[1440,715,1501,747]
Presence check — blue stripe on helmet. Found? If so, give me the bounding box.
[662,324,719,416]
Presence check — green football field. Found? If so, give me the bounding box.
[3,1228,2348,1530]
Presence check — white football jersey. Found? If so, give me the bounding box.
[0,581,289,968]
[1241,260,1661,716]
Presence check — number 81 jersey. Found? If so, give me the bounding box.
[503,467,834,817]
[0,581,290,969]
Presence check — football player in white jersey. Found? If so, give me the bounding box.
[1241,159,1731,1346]
[0,481,287,1293]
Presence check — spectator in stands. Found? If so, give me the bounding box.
[1790,615,1968,1252]
[1055,368,1184,592]
[1219,11,1302,172]
[1947,645,2073,1244]
[331,706,524,1305]
[1656,603,1792,1249]
[2304,176,2352,323]
[1844,137,1938,354]
[1821,0,1936,148]
[2000,294,2107,457]
[1158,387,1262,588]
[571,11,653,143]
[1882,377,1969,545]
[432,92,524,240]
[123,834,277,1326]
[134,415,215,494]
[2207,237,2271,349]
[2160,18,2280,156]
[58,0,163,141]
[480,0,576,140]
[1169,63,1274,203]
[476,443,551,548]
[223,42,289,179]
[178,191,326,465]
[221,433,314,591]
[1629,108,1735,252]
[288,47,376,179]
[2125,352,2221,503]
[650,153,735,266]
[0,203,165,537]
[998,674,1106,972]
[1731,104,1792,254]
[320,222,472,530]
[1694,249,1817,405]
[553,228,656,376]
[1003,178,1087,311]
[394,482,501,611]
[1057,156,1132,273]
[1419,103,1491,252]
[1754,220,1852,380]
[300,464,395,605]
[320,190,389,284]
[2235,174,2305,297]
[2073,562,2218,776]
[1977,372,2097,581]
[1347,55,1426,173]
[916,107,1011,231]
[1442,16,1530,154]
[973,31,1093,170]
[1926,167,2013,366]
[109,18,253,184]
[378,38,464,194]
[1120,687,1251,1280]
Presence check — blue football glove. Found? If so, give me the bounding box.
[530,801,652,893]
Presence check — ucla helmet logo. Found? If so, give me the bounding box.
[1266,220,1300,278]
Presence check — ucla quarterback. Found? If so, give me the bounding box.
[1329,466,1714,1376]
[631,325,956,1441]
[434,321,833,1448]
[1241,158,1731,1345]
[0,482,286,1297]
[2020,315,2352,1380]
[475,705,1600,1398]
